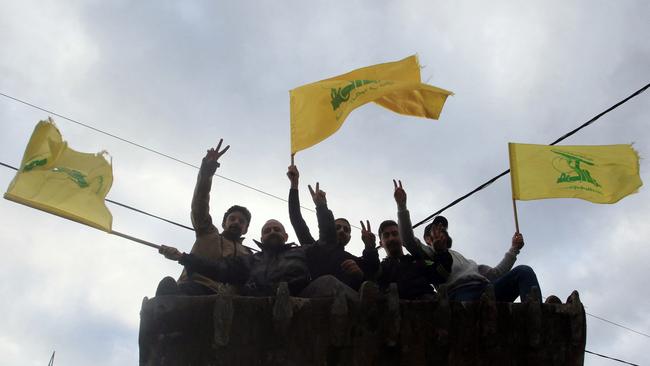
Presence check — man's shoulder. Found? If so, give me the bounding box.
[342,250,358,260]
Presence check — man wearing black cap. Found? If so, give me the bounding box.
[394,179,541,303]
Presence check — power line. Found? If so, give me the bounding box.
[412,81,650,228]
[0,91,315,214]
[47,350,55,366]
[105,198,194,231]
[587,312,650,339]
[1,161,196,229]
[585,349,639,366]
[0,161,259,252]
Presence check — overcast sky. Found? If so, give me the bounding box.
[1,1,649,365]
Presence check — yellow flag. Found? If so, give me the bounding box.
[509,143,642,204]
[4,118,113,231]
[290,55,453,154]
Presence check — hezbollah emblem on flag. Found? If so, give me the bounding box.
[509,143,642,204]
[4,118,113,231]
[552,149,601,191]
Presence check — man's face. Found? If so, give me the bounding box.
[380,224,402,256]
[260,220,288,248]
[423,233,433,246]
[335,219,351,246]
[223,211,249,237]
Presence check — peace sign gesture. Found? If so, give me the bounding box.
[393,179,407,209]
[360,220,376,249]
[308,182,327,206]
[201,138,230,175]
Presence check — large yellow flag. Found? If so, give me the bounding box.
[290,55,453,154]
[4,118,113,231]
[509,143,642,204]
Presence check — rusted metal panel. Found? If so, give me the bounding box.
[139,290,586,366]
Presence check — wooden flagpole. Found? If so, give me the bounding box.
[110,230,161,249]
[512,198,520,233]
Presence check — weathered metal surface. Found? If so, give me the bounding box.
[139,289,585,366]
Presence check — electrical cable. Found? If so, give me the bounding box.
[585,349,640,366]
[0,91,315,213]
[0,161,261,251]
[412,82,650,228]
[587,312,650,339]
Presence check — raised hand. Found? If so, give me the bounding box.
[201,138,230,175]
[430,223,448,251]
[360,220,376,249]
[393,179,406,209]
[308,182,327,206]
[511,232,524,251]
[159,245,183,261]
[287,164,299,189]
[340,259,363,279]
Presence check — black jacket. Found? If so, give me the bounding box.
[288,188,379,290]
[378,251,453,300]
[180,242,310,296]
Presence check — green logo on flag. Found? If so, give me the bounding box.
[552,150,602,193]
[330,80,379,111]
[23,158,48,171]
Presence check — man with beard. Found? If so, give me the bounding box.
[159,218,358,301]
[363,180,452,301]
[156,139,252,296]
[287,164,379,290]
[366,217,451,300]
[394,180,541,303]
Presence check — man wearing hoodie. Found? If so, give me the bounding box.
[156,139,252,296]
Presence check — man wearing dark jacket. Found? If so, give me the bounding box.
[156,140,252,296]
[367,218,452,300]
[159,213,358,301]
[287,164,379,290]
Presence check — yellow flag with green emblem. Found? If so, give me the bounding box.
[4,118,113,231]
[290,55,453,154]
[509,143,642,204]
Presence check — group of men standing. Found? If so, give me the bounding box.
[156,140,542,304]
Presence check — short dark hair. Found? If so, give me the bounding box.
[222,205,251,227]
[378,220,398,237]
[335,218,350,226]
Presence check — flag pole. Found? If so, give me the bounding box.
[110,230,161,249]
[508,143,520,233]
[291,153,295,166]
[512,199,520,233]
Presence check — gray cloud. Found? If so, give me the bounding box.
[1,1,649,365]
